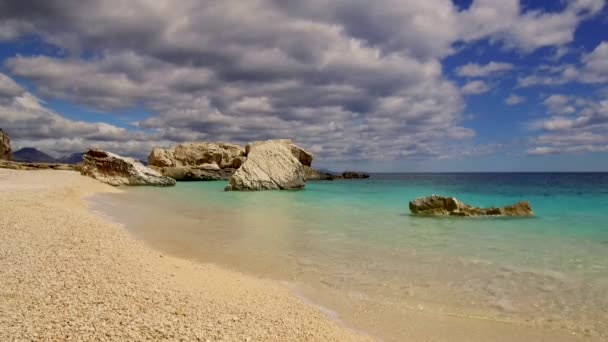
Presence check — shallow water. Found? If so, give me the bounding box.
[92,173,608,340]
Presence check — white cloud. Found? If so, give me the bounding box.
[505,94,526,105]
[457,0,605,52]
[527,97,608,155]
[579,41,608,83]
[543,94,575,115]
[0,1,605,161]
[456,62,514,77]
[228,97,274,114]
[527,146,556,156]
[516,74,569,88]
[461,80,490,95]
[0,72,24,101]
[517,41,608,88]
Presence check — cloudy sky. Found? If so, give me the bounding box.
[1,0,607,171]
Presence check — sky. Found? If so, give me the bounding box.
[0,0,607,172]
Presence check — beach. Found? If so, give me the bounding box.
[2,169,606,341]
[0,169,370,341]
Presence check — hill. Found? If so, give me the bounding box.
[12,148,57,163]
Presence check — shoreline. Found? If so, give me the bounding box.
[2,169,604,341]
[88,180,605,342]
[0,169,371,341]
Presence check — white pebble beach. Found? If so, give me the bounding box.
[0,169,371,341]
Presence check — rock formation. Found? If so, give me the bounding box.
[81,149,176,186]
[341,171,370,179]
[0,129,11,160]
[306,167,335,181]
[148,142,245,181]
[0,160,78,171]
[153,164,235,181]
[409,195,533,217]
[226,139,313,191]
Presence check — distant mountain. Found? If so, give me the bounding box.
[12,148,57,163]
[57,152,85,165]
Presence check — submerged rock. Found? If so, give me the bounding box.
[81,149,176,186]
[409,195,533,217]
[148,142,246,181]
[0,129,11,160]
[226,139,313,191]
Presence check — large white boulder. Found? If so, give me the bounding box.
[81,149,176,186]
[148,142,246,169]
[226,140,313,191]
[148,142,246,181]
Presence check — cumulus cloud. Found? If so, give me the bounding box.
[0,92,164,157]
[505,94,526,105]
[517,41,608,88]
[527,97,608,155]
[543,94,576,115]
[457,0,605,51]
[516,74,570,88]
[579,41,608,83]
[456,62,514,77]
[0,73,176,157]
[0,72,24,101]
[0,0,605,161]
[461,80,490,95]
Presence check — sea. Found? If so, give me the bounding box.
[91,173,608,341]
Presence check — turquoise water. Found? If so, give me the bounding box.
[93,173,608,340]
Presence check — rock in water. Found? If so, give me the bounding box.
[341,171,370,179]
[409,195,533,217]
[81,149,176,186]
[150,165,235,181]
[306,167,335,181]
[0,129,11,160]
[148,142,246,181]
[226,140,313,191]
[149,142,245,168]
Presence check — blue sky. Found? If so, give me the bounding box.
[0,0,607,171]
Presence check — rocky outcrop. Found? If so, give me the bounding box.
[149,142,246,168]
[341,171,370,179]
[226,140,313,191]
[81,149,176,186]
[409,195,533,217]
[0,160,78,171]
[0,129,11,160]
[148,142,246,181]
[305,169,372,181]
[150,164,236,181]
[306,167,335,181]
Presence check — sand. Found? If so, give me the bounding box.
[0,169,371,341]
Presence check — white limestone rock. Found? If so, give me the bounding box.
[81,149,176,186]
[226,140,313,191]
